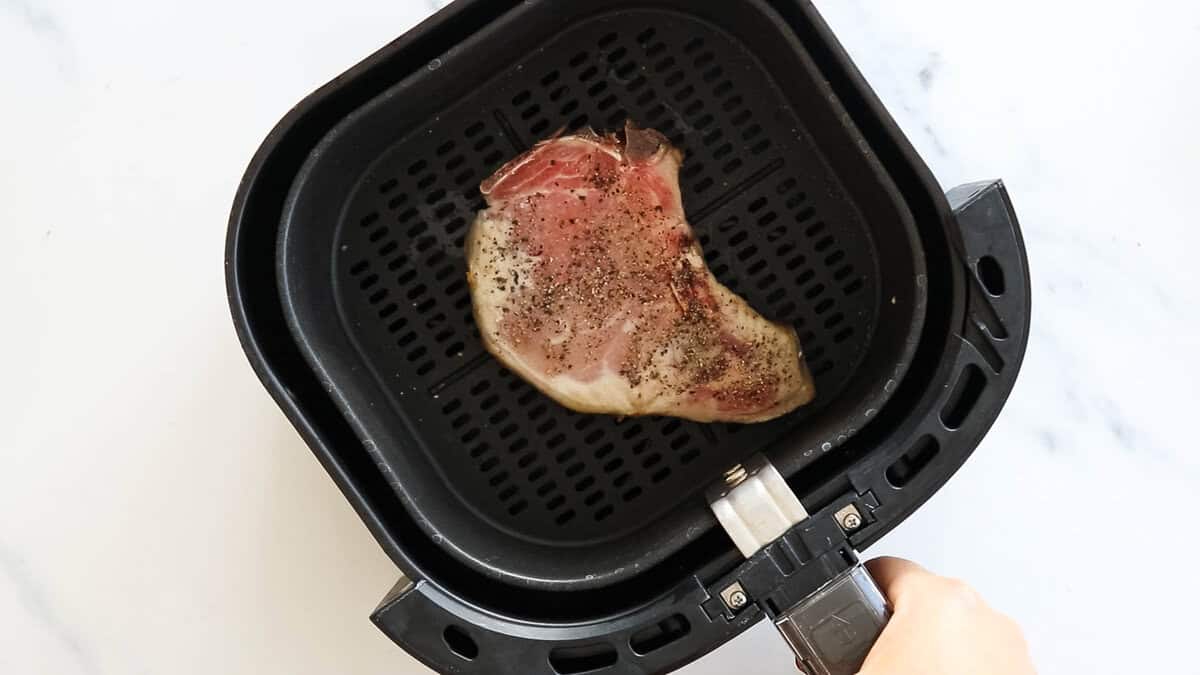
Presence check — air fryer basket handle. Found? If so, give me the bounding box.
[706,454,890,674]
[776,562,890,675]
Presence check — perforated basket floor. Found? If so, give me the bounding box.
[278,0,922,585]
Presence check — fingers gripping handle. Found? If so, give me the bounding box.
[776,563,890,675]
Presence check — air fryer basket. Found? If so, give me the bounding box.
[278,0,923,587]
[227,0,1031,673]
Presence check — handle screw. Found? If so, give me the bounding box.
[720,582,749,611]
[729,590,748,609]
[834,504,864,531]
[723,464,749,488]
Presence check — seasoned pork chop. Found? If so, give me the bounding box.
[466,124,814,423]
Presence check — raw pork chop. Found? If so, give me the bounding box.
[466,124,814,423]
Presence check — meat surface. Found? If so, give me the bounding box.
[466,123,814,423]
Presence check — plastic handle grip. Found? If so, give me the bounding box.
[775,563,891,675]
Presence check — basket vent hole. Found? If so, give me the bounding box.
[630,614,691,655]
[976,255,1006,295]
[549,643,617,675]
[443,626,478,661]
[886,436,940,488]
[940,364,986,430]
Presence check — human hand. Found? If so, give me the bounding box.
[854,557,1036,675]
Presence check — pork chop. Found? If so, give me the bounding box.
[465,123,814,423]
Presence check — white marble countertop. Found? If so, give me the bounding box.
[4,1,1199,673]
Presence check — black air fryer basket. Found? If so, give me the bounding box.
[226,1,1031,673]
